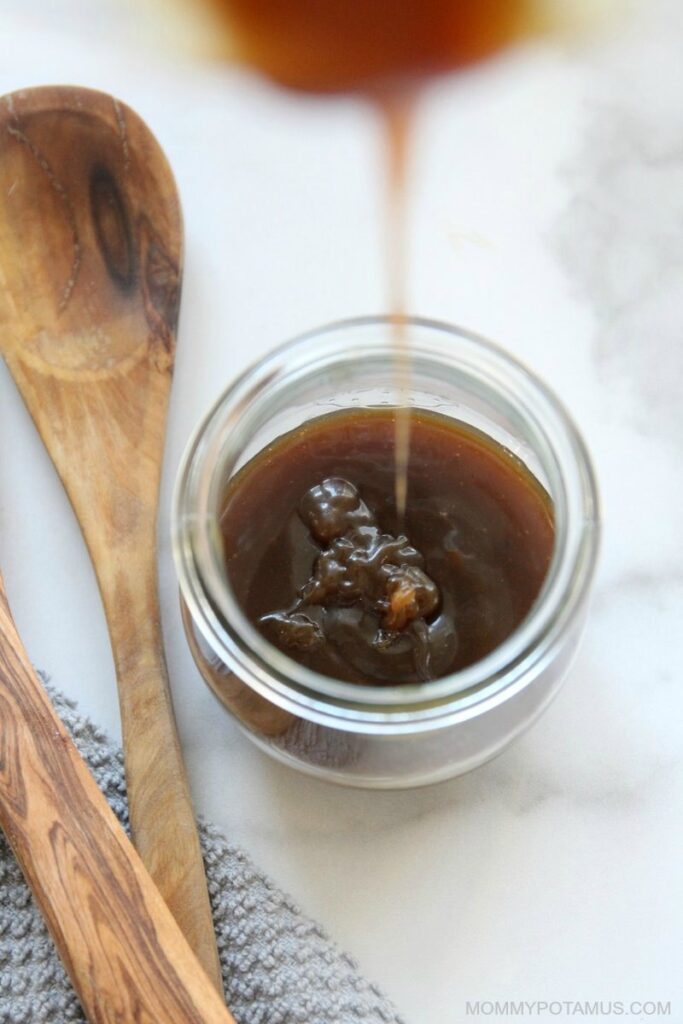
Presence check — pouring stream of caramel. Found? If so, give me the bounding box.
[202,0,559,514]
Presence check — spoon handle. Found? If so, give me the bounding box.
[0,573,236,1023]
[97,543,224,992]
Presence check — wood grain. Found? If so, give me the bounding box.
[0,574,236,1023]
[0,86,222,991]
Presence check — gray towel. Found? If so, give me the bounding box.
[0,683,404,1024]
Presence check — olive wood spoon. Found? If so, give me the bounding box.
[0,573,235,1022]
[0,86,222,991]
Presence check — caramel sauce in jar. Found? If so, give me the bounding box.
[219,408,554,686]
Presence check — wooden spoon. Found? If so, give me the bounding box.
[0,573,236,1022]
[0,86,222,991]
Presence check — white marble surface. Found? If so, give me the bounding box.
[1,2,681,1021]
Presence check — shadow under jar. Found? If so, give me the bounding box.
[173,317,599,788]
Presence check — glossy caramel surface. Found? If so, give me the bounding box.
[219,408,554,684]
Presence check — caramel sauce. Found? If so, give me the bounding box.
[382,91,413,521]
[220,409,554,685]
[203,1,563,684]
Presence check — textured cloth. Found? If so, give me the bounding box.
[0,685,404,1024]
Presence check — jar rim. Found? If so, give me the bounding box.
[172,315,600,728]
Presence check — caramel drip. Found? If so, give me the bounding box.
[380,89,416,523]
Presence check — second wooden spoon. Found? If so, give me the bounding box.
[0,86,222,991]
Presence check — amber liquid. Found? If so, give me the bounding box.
[220,409,554,685]
[381,91,414,522]
[210,0,539,92]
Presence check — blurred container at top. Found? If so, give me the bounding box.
[207,0,540,92]
[151,0,610,93]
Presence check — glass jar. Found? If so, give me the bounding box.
[172,317,599,788]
